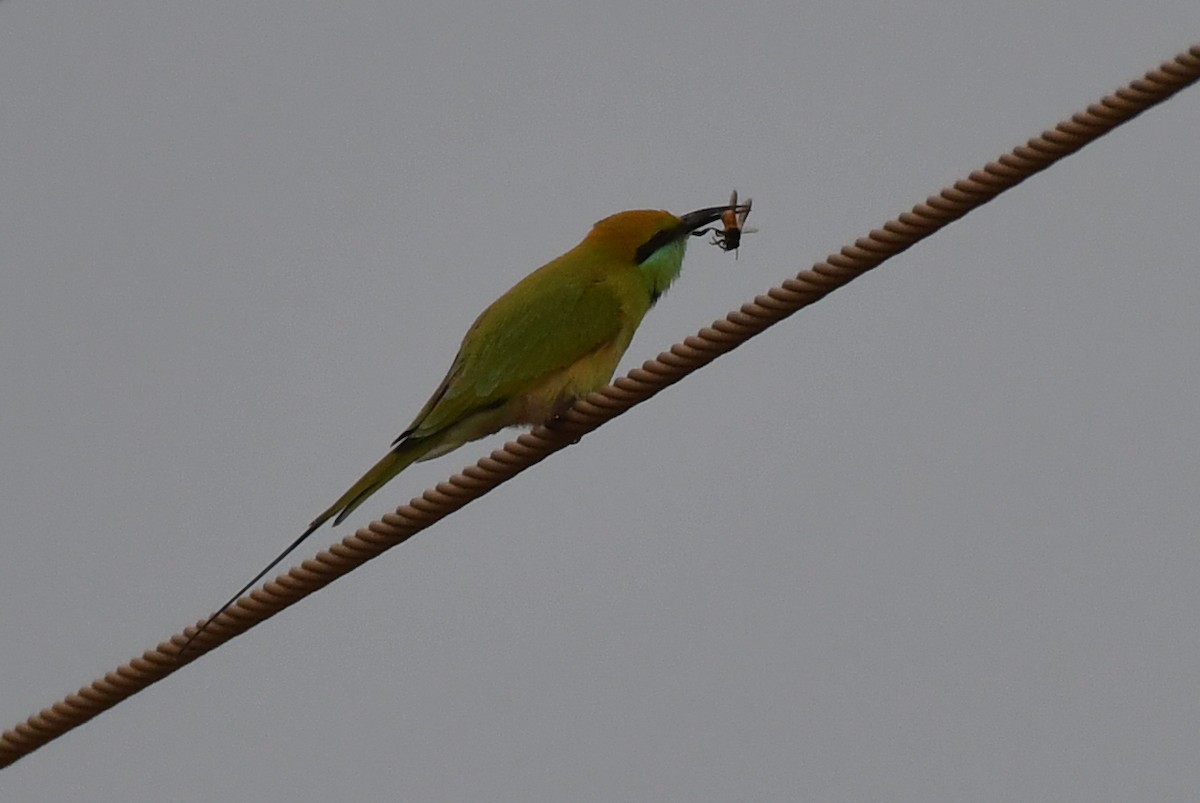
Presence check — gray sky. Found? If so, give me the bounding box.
[3,2,1199,800]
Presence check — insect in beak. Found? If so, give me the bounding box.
[692,190,756,258]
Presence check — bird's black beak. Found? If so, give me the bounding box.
[634,202,753,264]
[677,204,739,234]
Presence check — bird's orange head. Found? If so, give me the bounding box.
[583,205,742,266]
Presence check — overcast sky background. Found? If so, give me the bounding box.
[2,2,1199,800]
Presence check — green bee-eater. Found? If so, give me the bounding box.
[188,202,745,647]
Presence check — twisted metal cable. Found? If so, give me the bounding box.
[3,42,1198,770]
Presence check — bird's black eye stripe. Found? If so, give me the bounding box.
[635,227,681,264]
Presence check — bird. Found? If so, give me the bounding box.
[182,200,747,653]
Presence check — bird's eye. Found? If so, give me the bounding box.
[635,228,679,264]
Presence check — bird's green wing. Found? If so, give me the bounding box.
[405,271,627,440]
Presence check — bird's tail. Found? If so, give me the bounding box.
[311,439,428,531]
[179,439,431,656]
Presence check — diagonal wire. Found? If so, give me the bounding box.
[2,42,1198,770]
